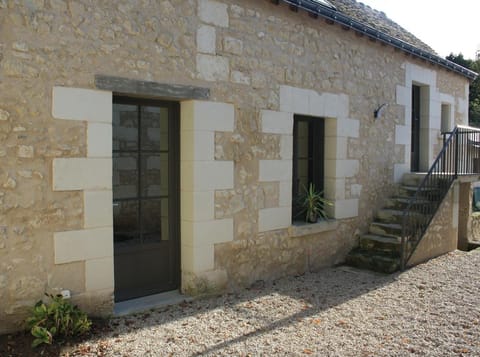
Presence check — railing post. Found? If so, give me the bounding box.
[400,214,406,270]
[454,130,459,178]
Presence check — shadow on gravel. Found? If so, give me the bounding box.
[0,265,399,356]
[79,265,399,356]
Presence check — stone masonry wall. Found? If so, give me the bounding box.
[0,0,470,332]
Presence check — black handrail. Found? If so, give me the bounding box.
[400,125,480,269]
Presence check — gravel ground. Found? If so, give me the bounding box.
[64,249,480,356]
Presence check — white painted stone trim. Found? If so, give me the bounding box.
[258,85,360,230]
[51,86,114,296]
[394,62,467,181]
[180,100,235,284]
[52,87,112,123]
[53,158,112,191]
[54,227,113,264]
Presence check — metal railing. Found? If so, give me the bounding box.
[400,125,480,269]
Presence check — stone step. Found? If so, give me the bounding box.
[376,209,428,225]
[402,172,427,187]
[359,234,401,255]
[383,197,433,210]
[369,222,402,237]
[396,185,440,199]
[345,248,400,274]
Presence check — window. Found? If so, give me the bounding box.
[292,115,325,220]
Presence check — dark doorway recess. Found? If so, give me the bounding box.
[411,85,421,172]
[112,96,180,302]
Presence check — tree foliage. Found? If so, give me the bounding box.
[446,53,480,127]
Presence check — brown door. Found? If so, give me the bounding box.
[411,85,421,172]
[112,97,180,302]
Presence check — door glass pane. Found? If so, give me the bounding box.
[141,106,169,151]
[142,199,169,242]
[113,200,140,245]
[113,153,138,200]
[140,153,168,197]
[113,104,138,151]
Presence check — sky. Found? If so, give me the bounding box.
[357,0,479,59]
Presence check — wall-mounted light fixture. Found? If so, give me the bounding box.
[374,103,388,119]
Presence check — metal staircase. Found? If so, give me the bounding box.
[346,125,480,273]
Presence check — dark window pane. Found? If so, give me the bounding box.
[140,153,168,197]
[113,104,138,151]
[142,199,169,242]
[113,153,138,200]
[141,106,169,151]
[113,200,140,245]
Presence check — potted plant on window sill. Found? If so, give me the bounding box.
[298,183,332,223]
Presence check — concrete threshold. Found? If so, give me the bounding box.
[114,290,192,316]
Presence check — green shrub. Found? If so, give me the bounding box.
[26,293,92,347]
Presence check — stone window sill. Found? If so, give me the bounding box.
[289,219,338,238]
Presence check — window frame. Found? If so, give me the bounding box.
[292,115,325,221]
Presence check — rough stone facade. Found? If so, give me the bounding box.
[0,0,471,332]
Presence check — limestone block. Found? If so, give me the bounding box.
[181,243,215,272]
[279,85,349,119]
[279,135,293,160]
[54,227,113,264]
[231,70,250,85]
[324,178,346,200]
[198,0,229,28]
[52,87,112,123]
[333,199,359,219]
[258,206,291,232]
[279,181,292,207]
[181,218,234,247]
[223,37,243,55]
[197,54,229,81]
[260,110,293,134]
[0,109,10,121]
[87,123,112,157]
[181,161,234,191]
[335,118,359,138]
[84,191,113,228]
[325,159,359,178]
[181,190,215,222]
[17,145,34,158]
[85,257,114,292]
[53,158,112,191]
[394,163,410,183]
[181,131,214,161]
[396,85,409,105]
[324,137,347,160]
[181,100,234,132]
[259,160,292,182]
[350,184,362,198]
[197,25,216,54]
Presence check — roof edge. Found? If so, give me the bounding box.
[277,0,478,80]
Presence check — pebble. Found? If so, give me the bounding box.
[66,250,480,356]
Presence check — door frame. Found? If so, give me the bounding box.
[112,95,181,301]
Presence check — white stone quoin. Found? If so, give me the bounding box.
[51,86,114,298]
[180,100,235,290]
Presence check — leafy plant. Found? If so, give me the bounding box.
[26,293,92,347]
[297,183,332,223]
